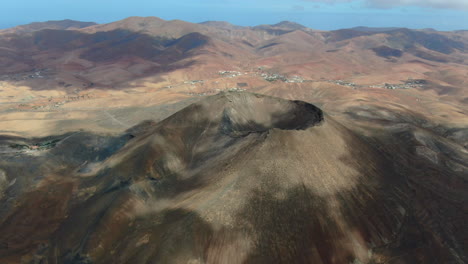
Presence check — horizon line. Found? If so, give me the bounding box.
[1,16,466,32]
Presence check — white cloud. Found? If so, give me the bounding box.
[369,0,468,9]
[303,0,468,10]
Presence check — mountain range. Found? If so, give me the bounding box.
[0,17,466,89]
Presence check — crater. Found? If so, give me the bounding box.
[219,93,324,137]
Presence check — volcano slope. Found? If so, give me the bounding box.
[0,92,466,264]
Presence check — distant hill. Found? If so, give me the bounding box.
[199,21,244,30]
[0,19,97,34]
[351,26,403,32]
[271,21,307,30]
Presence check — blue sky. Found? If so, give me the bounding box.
[1,0,467,30]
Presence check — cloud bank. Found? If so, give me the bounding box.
[304,0,468,10]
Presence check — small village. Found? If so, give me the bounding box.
[218,71,243,78]
[370,79,428,89]
[187,86,247,97]
[3,65,429,113]
[0,68,52,81]
[328,80,357,87]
